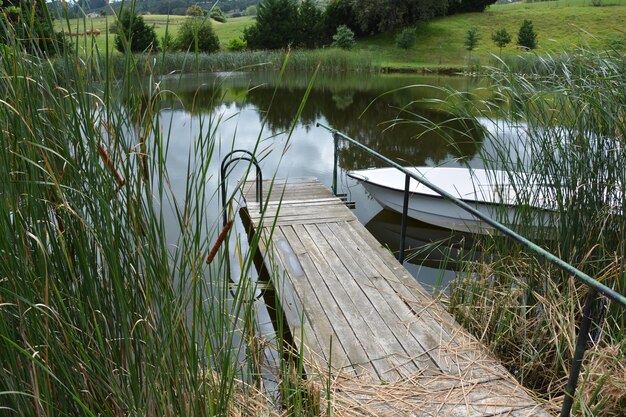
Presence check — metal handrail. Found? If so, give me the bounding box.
[220,150,263,227]
[317,122,626,417]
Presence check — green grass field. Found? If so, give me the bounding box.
[56,14,254,53]
[57,0,625,68]
[356,0,626,67]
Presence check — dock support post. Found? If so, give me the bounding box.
[398,174,410,264]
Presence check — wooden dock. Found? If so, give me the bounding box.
[240,177,549,416]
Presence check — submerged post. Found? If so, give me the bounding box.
[398,174,411,264]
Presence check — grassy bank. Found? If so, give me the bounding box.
[58,0,625,70]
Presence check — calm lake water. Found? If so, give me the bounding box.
[156,70,505,290]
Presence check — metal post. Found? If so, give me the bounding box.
[398,174,410,264]
[560,289,597,417]
[332,133,339,195]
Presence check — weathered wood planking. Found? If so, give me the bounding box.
[240,178,549,416]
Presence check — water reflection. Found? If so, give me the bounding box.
[154,71,491,284]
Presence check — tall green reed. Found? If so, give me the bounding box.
[0,5,324,416]
[399,47,625,413]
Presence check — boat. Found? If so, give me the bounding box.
[348,166,555,235]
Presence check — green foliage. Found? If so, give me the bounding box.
[227,37,247,51]
[210,6,227,23]
[491,27,511,56]
[350,0,450,34]
[0,0,60,55]
[517,19,537,50]
[161,29,175,52]
[395,27,417,50]
[244,5,257,16]
[243,0,299,50]
[176,17,220,53]
[114,9,159,53]
[464,27,480,52]
[298,0,323,48]
[332,24,356,49]
[186,4,205,16]
[322,0,360,43]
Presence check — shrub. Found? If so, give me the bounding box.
[491,27,511,57]
[396,27,416,50]
[517,19,537,50]
[186,4,205,16]
[210,6,227,22]
[331,24,356,50]
[114,9,159,53]
[227,37,247,52]
[176,18,220,53]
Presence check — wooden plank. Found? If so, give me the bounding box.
[318,222,437,376]
[268,227,357,378]
[279,225,381,381]
[291,224,406,382]
[249,226,330,374]
[346,220,507,380]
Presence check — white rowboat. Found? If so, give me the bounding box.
[348,166,555,235]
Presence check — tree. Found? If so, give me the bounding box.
[396,27,416,50]
[210,6,227,22]
[491,27,511,57]
[464,27,480,58]
[332,24,356,49]
[114,9,159,53]
[186,4,205,16]
[349,0,450,34]
[297,0,322,48]
[176,17,220,53]
[517,19,537,50]
[323,0,360,43]
[243,0,299,50]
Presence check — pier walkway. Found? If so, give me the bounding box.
[240,177,549,416]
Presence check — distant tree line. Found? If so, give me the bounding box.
[243,0,498,50]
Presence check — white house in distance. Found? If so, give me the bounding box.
[86,12,99,18]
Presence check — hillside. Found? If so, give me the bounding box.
[56,0,626,68]
[356,0,626,68]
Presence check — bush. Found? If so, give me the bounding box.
[227,37,247,52]
[210,6,227,22]
[114,9,159,53]
[332,24,356,50]
[396,28,416,50]
[186,4,206,16]
[176,18,220,53]
[517,19,537,50]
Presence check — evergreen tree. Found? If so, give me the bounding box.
[298,0,322,48]
[517,19,537,50]
[464,27,480,58]
[396,27,416,50]
[114,9,159,53]
[243,0,299,50]
[176,17,220,53]
[332,24,355,49]
[491,27,511,57]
